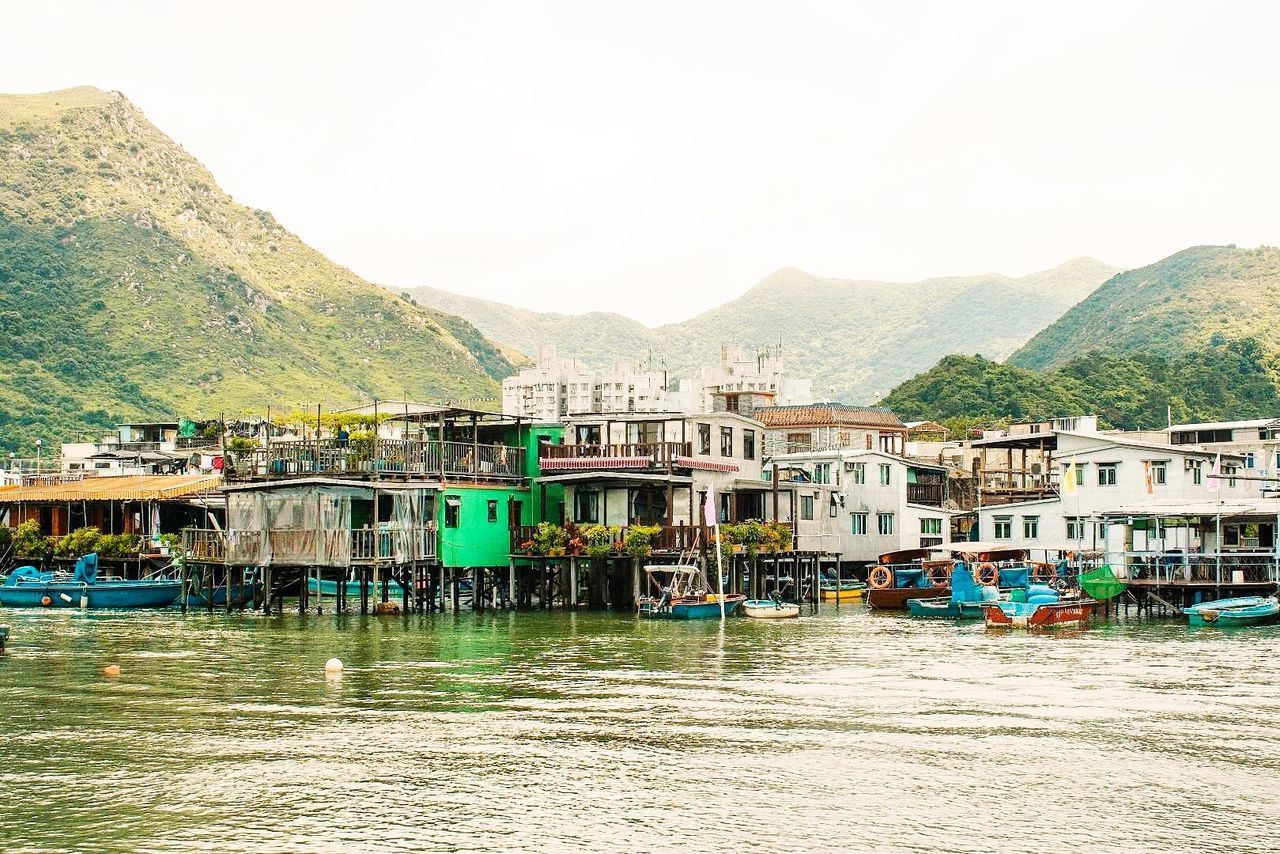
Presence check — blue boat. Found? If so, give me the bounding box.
[637,564,746,619]
[1185,596,1280,627]
[906,564,992,619]
[0,555,182,610]
[307,576,406,598]
[183,583,262,609]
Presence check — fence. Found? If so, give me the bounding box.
[182,524,437,565]
[227,439,525,481]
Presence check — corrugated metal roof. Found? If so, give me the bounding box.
[755,404,905,430]
[0,474,222,503]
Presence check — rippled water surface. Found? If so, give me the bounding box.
[1,606,1278,852]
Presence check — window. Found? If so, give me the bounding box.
[697,423,711,455]
[1097,463,1117,486]
[814,463,832,485]
[1150,461,1166,486]
[1072,463,1084,486]
[994,516,1012,539]
[877,513,894,536]
[1023,516,1039,539]
[487,499,499,523]
[720,426,733,457]
[787,432,811,452]
[1191,460,1203,485]
[920,518,942,535]
[850,513,868,535]
[575,425,601,445]
[444,496,461,528]
[879,464,891,486]
[1066,517,1084,540]
[632,487,668,524]
[1244,451,1256,469]
[573,490,599,524]
[851,463,866,485]
[800,495,815,521]
[743,429,755,461]
[1226,465,1239,487]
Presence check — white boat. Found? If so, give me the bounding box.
[741,596,801,619]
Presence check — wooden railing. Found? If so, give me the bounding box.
[907,483,944,506]
[539,442,692,469]
[225,439,525,481]
[182,524,437,565]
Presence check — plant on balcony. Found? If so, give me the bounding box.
[534,522,570,557]
[762,522,793,552]
[13,521,53,561]
[349,431,377,464]
[709,528,734,567]
[98,533,142,560]
[582,524,618,559]
[518,538,537,555]
[54,526,103,558]
[623,524,661,557]
[732,519,768,557]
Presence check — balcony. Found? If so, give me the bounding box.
[510,522,708,557]
[539,442,692,472]
[906,483,945,507]
[225,439,526,482]
[182,524,438,565]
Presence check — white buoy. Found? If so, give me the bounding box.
[324,658,343,673]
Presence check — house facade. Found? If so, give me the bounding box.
[756,404,909,458]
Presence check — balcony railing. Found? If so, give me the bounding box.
[539,442,692,471]
[225,439,525,482]
[182,524,438,565]
[906,483,944,506]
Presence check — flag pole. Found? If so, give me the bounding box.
[705,484,726,620]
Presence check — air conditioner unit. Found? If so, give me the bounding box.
[1030,463,1042,475]
[1184,459,1197,470]
[844,461,857,472]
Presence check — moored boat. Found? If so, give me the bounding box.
[637,565,745,619]
[0,556,182,610]
[1185,596,1280,627]
[905,565,990,619]
[982,583,1092,629]
[742,594,801,619]
[183,583,262,609]
[819,575,866,602]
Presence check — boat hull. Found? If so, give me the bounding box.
[0,581,183,609]
[640,595,746,619]
[820,586,864,603]
[905,596,985,619]
[867,586,949,611]
[1186,596,1279,627]
[742,600,801,619]
[307,578,406,598]
[983,599,1092,629]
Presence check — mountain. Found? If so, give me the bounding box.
[1010,245,1280,371]
[0,87,510,453]
[406,257,1120,402]
[884,245,1280,431]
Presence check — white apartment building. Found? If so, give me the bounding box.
[668,344,813,415]
[768,448,953,564]
[1168,418,1280,487]
[977,430,1254,553]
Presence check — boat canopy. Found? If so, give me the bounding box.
[74,553,99,585]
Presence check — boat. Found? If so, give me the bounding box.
[905,564,991,619]
[637,565,746,619]
[819,573,866,603]
[866,543,1036,610]
[742,593,801,619]
[307,575,406,598]
[1185,596,1280,627]
[0,555,182,609]
[982,583,1092,629]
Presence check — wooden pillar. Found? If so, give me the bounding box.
[569,557,578,607]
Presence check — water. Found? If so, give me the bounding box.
[1,607,1278,853]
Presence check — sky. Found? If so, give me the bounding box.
[5,1,1280,324]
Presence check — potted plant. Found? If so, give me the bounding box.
[582,524,617,559]
[735,519,768,558]
[763,522,793,552]
[534,522,569,557]
[13,521,53,563]
[623,524,661,558]
[54,526,103,559]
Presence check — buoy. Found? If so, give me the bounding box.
[324,658,343,673]
[103,664,121,677]
[58,592,73,604]
[40,595,52,607]
[79,593,89,609]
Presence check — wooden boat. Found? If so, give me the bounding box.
[982,584,1092,629]
[742,595,801,619]
[0,557,182,610]
[819,577,866,602]
[637,565,745,619]
[866,543,1033,610]
[1185,596,1280,627]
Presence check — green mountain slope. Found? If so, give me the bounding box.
[1009,245,1280,371]
[0,87,510,453]
[406,257,1119,402]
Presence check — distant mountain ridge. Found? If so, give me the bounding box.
[884,244,1280,430]
[0,87,512,453]
[406,257,1119,402]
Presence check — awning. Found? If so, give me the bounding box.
[541,457,652,471]
[673,456,739,473]
[0,473,223,503]
[534,472,694,486]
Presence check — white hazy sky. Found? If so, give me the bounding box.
[5,1,1279,323]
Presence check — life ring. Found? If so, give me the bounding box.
[928,564,952,586]
[868,566,893,589]
[40,595,52,607]
[1032,562,1056,582]
[975,562,998,586]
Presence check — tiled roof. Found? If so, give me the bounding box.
[754,404,905,430]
